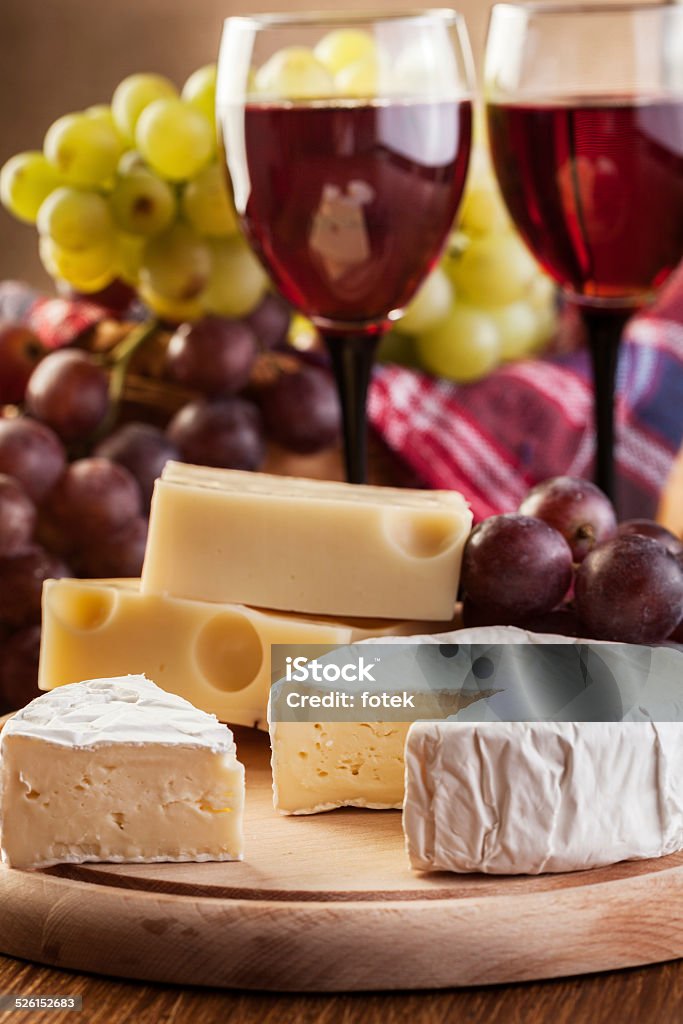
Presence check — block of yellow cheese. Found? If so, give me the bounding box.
[39,578,460,728]
[141,463,472,620]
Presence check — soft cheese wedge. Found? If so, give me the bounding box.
[0,675,244,870]
[39,578,461,729]
[141,463,472,620]
[404,720,683,874]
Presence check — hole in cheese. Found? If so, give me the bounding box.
[383,509,460,559]
[194,610,264,693]
[48,582,117,632]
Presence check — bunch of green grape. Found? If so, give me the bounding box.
[0,67,268,323]
[386,147,558,382]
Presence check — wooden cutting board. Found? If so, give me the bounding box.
[2,721,683,991]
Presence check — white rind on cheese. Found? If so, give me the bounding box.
[3,674,234,751]
[404,720,683,874]
[0,675,244,870]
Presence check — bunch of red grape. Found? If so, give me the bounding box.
[0,304,341,713]
[461,476,683,644]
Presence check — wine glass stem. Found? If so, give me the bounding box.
[323,331,381,485]
[580,306,631,505]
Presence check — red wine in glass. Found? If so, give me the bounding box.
[487,97,683,302]
[233,97,472,481]
[241,99,471,324]
[487,94,683,499]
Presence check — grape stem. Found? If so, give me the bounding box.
[95,318,160,440]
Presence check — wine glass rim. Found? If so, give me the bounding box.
[224,8,466,29]
[491,1,678,16]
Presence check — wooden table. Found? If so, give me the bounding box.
[2,953,683,1023]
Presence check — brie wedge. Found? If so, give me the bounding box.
[0,675,245,870]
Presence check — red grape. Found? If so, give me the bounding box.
[462,597,580,637]
[25,349,110,441]
[165,316,258,396]
[78,516,148,578]
[461,514,573,618]
[0,416,66,502]
[95,422,179,508]
[575,534,683,643]
[167,398,265,470]
[258,363,340,453]
[0,474,35,557]
[519,606,581,638]
[617,519,683,559]
[462,597,521,628]
[518,476,617,562]
[35,512,75,557]
[0,547,70,627]
[44,457,142,543]
[0,625,42,709]
[246,293,291,350]
[70,279,136,316]
[0,323,44,404]
[670,618,683,644]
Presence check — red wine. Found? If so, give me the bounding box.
[487,97,683,303]
[233,99,471,326]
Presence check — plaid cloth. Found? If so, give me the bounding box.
[370,267,683,520]
[2,274,682,521]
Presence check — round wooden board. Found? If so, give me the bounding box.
[2,722,683,991]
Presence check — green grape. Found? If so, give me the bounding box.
[527,273,556,312]
[117,150,148,175]
[255,47,335,100]
[0,152,61,224]
[136,99,214,182]
[39,236,117,291]
[43,112,122,188]
[85,105,125,143]
[460,177,510,235]
[448,233,538,307]
[140,222,211,301]
[287,313,318,352]
[395,267,453,335]
[111,73,177,142]
[181,163,238,237]
[203,237,268,317]
[314,29,375,74]
[377,331,418,367]
[335,55,378,98]
[138,281,204,323]
[489,300,539,361]
[37,187,114,250]
[181,65,217,125]
[531,300,558,351]
[110,169,176,236]
[416,304,501,383]
[117,232,145,285]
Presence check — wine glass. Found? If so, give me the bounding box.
[485,2,683,503]
[218,11,474,483]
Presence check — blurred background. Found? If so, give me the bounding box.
[1,0,666,285]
